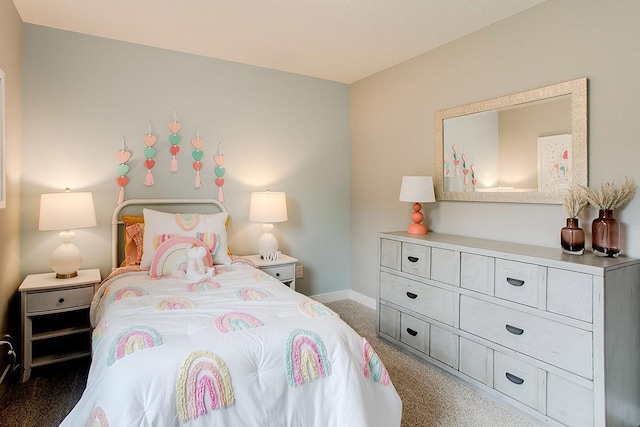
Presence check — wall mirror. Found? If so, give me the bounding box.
[434,78,587,204]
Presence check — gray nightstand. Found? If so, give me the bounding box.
[240,254,298,290]
[19,268,101,382]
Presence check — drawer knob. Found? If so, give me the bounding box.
[276,273,281,277]
[58,298,65,304]
[407,256,419,263]
[506,277,525,287]
[406,292,418,299]
[505,372,524,385]
[406,328,418,337]
[505,324,524,335]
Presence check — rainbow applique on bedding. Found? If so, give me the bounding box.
[61,263,402,426]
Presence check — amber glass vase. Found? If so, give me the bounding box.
[591,209,620,257]
[560,218,585,255]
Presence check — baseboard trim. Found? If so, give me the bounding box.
[310,290,377,310]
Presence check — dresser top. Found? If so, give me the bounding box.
[379,231,640,274]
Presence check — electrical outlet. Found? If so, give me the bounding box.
[295,265,304,279]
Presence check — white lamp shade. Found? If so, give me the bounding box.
[249,192,288,223]
[399,176,436,203]
[39,191,97,231]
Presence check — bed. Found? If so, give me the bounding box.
[61,199,402,426]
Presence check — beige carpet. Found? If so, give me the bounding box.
[325,299,537,427]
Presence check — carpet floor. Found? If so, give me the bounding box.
[0,299,536,426]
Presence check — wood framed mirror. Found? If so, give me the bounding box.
[434,78,587,204]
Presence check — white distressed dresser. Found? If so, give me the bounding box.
[377,231,640,426]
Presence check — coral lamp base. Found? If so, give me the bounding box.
[406,202,428,235]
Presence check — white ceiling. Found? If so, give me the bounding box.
[12,0,545,84]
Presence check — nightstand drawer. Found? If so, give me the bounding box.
[261,264,294,282]
[27,286,94,313]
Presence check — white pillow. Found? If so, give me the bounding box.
[140,208,231,269]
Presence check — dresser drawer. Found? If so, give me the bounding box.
[401,243,430,278]
[430,324,458,368]
[494,352,542,410]
[547,372,594,426]
[495,259,545,308]
[378,304,400,340]
[431,248,456,285]
[380,239,401,270]
[459,337,492,385]
[261,264,294,281]
[460,252,494,295]
[26,286,94,313]
[547,268,593,323]
[460,296,592,378]
[380,272,456,326]
[400,312,429,353]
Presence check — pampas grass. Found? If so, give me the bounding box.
[563,186,589,218]
[579,177,637,211]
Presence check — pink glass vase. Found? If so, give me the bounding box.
[591,209,620,257]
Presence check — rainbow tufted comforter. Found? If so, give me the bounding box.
[61,263,402,426]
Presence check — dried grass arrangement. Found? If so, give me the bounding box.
[579,177,637,211]
[563,186,589,218]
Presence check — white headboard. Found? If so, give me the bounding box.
[111,198,227,270]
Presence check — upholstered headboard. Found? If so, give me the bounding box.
[110,198,227,270]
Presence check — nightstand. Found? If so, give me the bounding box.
[240,254,298,290]
[19,268,101,382]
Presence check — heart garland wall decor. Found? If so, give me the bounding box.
[192,125,204,188]
[214,142,226,202]
[116,136,131,204]
[143,121,157,186]
[168,109,181,172]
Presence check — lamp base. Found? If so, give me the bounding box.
[56,271,78,279]
[50,231,82,279]
[258,224,280,261]
[406,202,428,235]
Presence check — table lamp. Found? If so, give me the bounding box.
[249,191,288,261]
[399,176,435,234]
[39,189,97,278]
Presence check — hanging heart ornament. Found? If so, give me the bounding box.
[168,122,182,134]
[117,164,130,176]
[170,145,180,155]
[169,134,181,145]
[143,134,157,146]
[192,150,204,161]
[144,147,157,159]
[193,161,203,171]
[117,176,129,187]
[215,178,225,187]
[191,138,204,150]
[214,154,225,166]
[145,159,156,169]
[214,166,225,177]
[116,150,131,163]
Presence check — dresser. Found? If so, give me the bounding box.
[377,232,640,426]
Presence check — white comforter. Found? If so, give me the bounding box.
[61,263,402,426]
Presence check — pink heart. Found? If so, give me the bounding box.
[168,122,182,134]
[562,150,568,160]
[214,154,226,166]
[145,159,155,169]
[215,178,225,187]
[193,161,203,171]
[170,145,180,155]
[116,150,130,163]
[463,169,469,175]
[117,176,129,187]
[472,179,477,185]
[191,138,204,150]
[143,134,157,146]
[454,160,460,166]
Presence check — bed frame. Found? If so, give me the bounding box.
[110,198,227,270]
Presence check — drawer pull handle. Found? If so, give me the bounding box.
[58,298,65,304]
[276,273,281,277]
[407,256,419,263]
[406,292,418,299]
[505,372,524,385]
[506,277,525,287]
[406,328,418,337]
[505,324,524,335]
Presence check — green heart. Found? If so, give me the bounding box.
[214,166,225,177]
[192,150,204,161]
[117,164,129,176]
[144,146,157,159]
[169,134,181,145]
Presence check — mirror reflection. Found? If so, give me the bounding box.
[435,78,587,204]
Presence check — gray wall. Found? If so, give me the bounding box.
[350,0,640,299]
[20,25,351,297]
[0,0,22,336]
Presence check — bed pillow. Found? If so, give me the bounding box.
[121,216,145,266]
[149,236,213,278]
[140,208,232,268]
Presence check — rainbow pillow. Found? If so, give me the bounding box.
[140,209,232,269]
[149,236,214,278]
